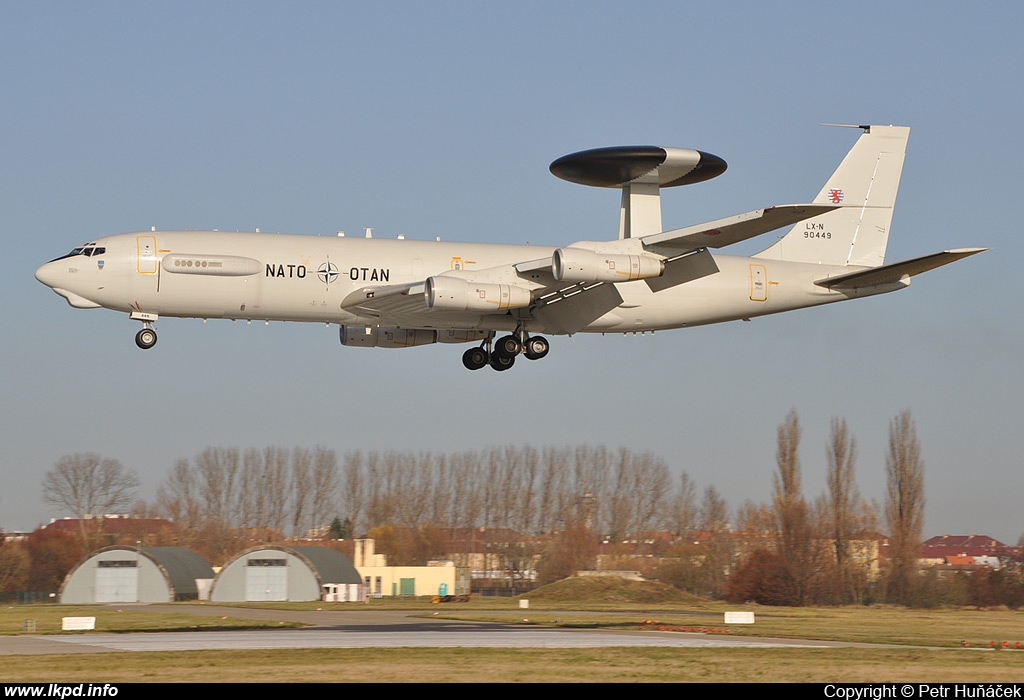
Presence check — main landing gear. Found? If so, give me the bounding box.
[461,329,550,371]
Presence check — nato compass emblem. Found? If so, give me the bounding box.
[318,260,339,288]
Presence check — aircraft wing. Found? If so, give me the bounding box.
[341,206,842,331]
[640,204,839,254]
[341,278,526,328]
[341,282,444,324]
[530,203,842,326]
[814,248,987,290]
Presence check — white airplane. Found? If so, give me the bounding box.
[36,124,984,371]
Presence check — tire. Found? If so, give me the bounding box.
[494,334,521,359]
[489,353,515,371]
[524,335,550,360]
[462,347,488,370]
[135,328,157,350]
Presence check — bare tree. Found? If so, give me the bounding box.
[826,416,859,603]
[261,446,292,539]
[0,543,30,594]
[156,458,204,547]
[307,447,338,537]
[884,410,925,605]
[395,452,434,529]
[699,484,731,598]
[194,447,241,533]
[670,470,699,538]
[772,408,814,604]
[447,450,482,534]
[735,499,775,534]
[625,450,671,547]
[365,451,400,527]
[340,451,365,536]
[192,447,246,561]
[428,453,452,528]
[290,447,313,537]
[42,453,140,549]
[574,445,612,537]
[536,447,568,534]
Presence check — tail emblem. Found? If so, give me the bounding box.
[828,188,845,203]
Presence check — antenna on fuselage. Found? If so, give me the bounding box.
[820,123,872,132]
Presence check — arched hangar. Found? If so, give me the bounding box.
[60,546,215,603]
[210,545,364,602]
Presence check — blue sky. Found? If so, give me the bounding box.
[3,2,1021,542]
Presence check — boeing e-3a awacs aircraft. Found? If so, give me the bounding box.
[36,125,984,371]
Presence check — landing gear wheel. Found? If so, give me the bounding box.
[489,352,515,371]
[462,346,489,371]
[524,335,550,360]
[494,334,521,359]
[135,327,157,350]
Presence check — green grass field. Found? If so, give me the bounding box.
[3,578,1024,683]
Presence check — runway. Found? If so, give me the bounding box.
[0,607,862,655]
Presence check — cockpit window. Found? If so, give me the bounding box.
[49,244,97,263]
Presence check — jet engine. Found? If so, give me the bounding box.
[425,276,531,311]
[552,247,664,283]
[340,325,437,348]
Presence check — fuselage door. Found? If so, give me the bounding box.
[749,264,767,302]
[137,236,158,274]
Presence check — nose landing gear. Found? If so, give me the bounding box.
[130,311,160,350]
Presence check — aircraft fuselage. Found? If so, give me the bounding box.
[35,230,871,334]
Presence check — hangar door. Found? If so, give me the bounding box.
[245,558,287,601]
[95,561,139,603]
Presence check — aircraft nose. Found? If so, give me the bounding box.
[35,260,62,288]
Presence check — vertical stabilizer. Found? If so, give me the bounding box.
[754,125,909,267]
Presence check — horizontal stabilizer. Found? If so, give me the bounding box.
[814,248,986,290]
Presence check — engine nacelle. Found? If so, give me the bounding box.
[340,325,437,348]
[425,276,531,311]
[552,247,664,283]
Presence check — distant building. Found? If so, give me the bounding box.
[353,539,469,598]
[441,528,538,583]
[40,515,177,545]
[60,546,214,603]
[920,534,1010,570]
[211,545,364,602]
[1,530,29,543]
